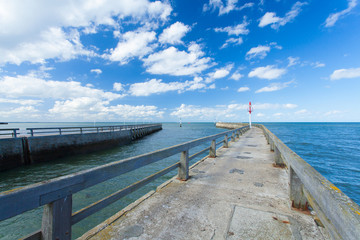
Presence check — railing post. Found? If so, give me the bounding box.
[223,134,229,148]
[274,146,285,167]
[209,140,216,158]
[289,167,308,210]
[269,138,274,151]
[80,128,83,134]
[13,129,17,138]
[235,130,239,139]
[178,150,189,180]
[41,195,72,240]
[231,132,235,142]
[59,128,62,135]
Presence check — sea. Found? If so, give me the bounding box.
[0,122,359,239]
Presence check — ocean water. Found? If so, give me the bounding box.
[0,122,359,239]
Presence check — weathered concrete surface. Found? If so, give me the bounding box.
[216,122,247,129]
[81,128,328,240]
[0,138,25,171]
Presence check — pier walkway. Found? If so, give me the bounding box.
[81,127,327,239]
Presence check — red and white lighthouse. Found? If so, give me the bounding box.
[248,101,253,128]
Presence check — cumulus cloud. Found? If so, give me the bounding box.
[0,98,43,106]
[230,72,244,81]
[203,0,254,15]
[159,22,191,45]
[129,78,211,96]
[288,56,300,67]
[325,0,357,27]
[170,102,297,121]
[91,69,102,75]
[237,87,250,92]
[313,62,325,68]
[0,74,123,100]
[104,30,157,64]
[0,0,172,65]
[248,65,286,80]
[214,19,249,36]
[143,43,212,76]
[330,67,360,80]
[259,2,307,29]
[206,64,233,83]
[0,106,41,120]
[113,82,125,92]
[255,81,293,93]
[295,109,308,114]
[246,45,271,60]
[220,37,243,49]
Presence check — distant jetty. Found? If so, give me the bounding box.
[0,123,8,125]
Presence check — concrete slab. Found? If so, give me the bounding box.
[80,128,328,240]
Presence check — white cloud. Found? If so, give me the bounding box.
[330,67,360,80]
[91,69,102,75]
[49,98,164,120]
[0,28,94,65]
[170,103,240,120]
[159,22,191,45]
[273,112,283,117]
[214,19,249,36]
[255,81,293,93]
[143,43,212,76]
[237,87,250,92]
[259,2,307,29]
[129,77,212,96]
[203,0,253,15]
[230,72,244,81]
[113,82,125,92]
[246,45,271,60]
[248,65,286,80]
[288,56,300,67]
[206,64,233,83]
[220,37,243,49]
[256,113,265,117]
[0,74,123,101]
[0,98,43,106]
[0,106,41,120]
[0,0,172,65]
[325,0,357,27]
[104,30,156,64]
[313,62,325,68]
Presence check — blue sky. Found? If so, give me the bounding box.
[0,0,359,122]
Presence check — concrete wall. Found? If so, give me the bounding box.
[0,138,25,171]
[216,122,248,129]
[0,125,162,171]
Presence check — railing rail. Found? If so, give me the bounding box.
[255,124,360,240]
[0,128,19,138]
[0,125,249,240]
[26,124,161,137]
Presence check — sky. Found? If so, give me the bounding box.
[0,0,359,122]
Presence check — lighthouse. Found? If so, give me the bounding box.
[248,101,253,128]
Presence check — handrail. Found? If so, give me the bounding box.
[0,125,249,239]
[255,124,360,240]
[26,124,161,137]
[0,128,19,138]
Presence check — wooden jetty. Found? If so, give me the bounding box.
[0,124,359,239]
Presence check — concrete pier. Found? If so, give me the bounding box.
[0,124,162,171]
[80,127,328,239]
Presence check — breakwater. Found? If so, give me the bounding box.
[0,124,162,171]
[215,122,247,129]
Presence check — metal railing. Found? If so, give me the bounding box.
[0,126,249,240]
[26,124,161,137]
[255,124,360,240]
[0,128,19,138]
